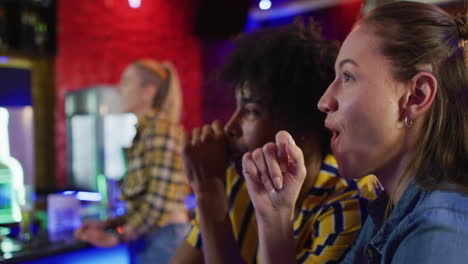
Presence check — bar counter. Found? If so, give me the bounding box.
[0,229,130,264]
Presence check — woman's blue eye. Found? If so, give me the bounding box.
[343,73,351,81]
[344,72,352,82]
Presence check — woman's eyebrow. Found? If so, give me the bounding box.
[337,58,359,69]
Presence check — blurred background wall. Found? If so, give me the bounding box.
[55,0,203,187]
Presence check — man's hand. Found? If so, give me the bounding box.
[183,120,229,197]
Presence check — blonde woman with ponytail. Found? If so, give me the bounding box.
[242,2,468,264]
[75,59,189,264]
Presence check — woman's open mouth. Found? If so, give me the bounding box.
[331,130,340,149]
[325,121,341,152]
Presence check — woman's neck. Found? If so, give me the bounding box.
[375,149,413,205]
[376,119,424,205]
[134,106,155,117]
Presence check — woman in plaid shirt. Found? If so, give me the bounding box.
[75,59,190,264]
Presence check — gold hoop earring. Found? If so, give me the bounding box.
[404,117,413,128]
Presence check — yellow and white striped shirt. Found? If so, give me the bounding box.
[186,154,379,263]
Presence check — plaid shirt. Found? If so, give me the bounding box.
[120,109,189,235]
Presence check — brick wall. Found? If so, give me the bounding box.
[56,0,202,187]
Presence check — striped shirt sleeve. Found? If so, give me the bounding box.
[185,167,238,251]
[297,196,368,264]
[186,210,203,250]
[296,175,378,264]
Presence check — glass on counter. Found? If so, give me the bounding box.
[16,185,35,242]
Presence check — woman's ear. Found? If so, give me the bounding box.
[403,72,438,121]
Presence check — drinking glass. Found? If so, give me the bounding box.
[16,185,35,242]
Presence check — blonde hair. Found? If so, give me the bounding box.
[132,59,183,122]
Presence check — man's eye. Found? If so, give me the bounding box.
[242,108,258,116]
[243,109,253,114]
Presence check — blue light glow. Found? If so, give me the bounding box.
[259,0,272,10]
[76,191,102,202]
[19,243,130,264]
[116,206,126,216]
[0,56,8,64]
[184,194,196,211]
[61,191,102,202]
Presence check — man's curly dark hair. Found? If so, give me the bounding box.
[220,19,338,154]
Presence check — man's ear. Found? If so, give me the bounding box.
[401,72,438,121]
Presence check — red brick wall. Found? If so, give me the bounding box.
[56,0,202,187]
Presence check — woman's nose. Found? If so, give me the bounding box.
[318,87,338,113]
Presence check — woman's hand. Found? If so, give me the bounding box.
[242,131,306,221]
[183,120,229,197]
[75,220,106,241]
[77,228,120,248]
[78,219,106,230]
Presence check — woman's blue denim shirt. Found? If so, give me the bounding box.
[342,181,468,264]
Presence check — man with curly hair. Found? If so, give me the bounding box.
[170,20,379,264]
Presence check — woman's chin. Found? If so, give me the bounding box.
[336,157,362,179]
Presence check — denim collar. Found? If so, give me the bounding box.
[367,181,431,255]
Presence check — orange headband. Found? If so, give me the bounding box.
[134,60,169,81]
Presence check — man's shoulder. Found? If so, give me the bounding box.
[314,155,380,203]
